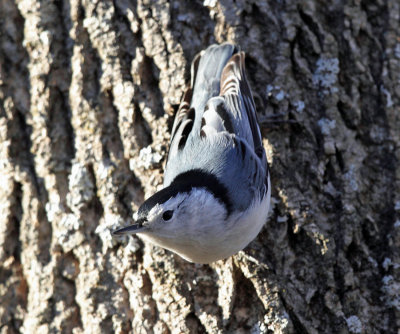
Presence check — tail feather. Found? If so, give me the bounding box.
[170,44,236,147]
[168,43,265,165]
[190,43,237,112]
[219,52,264,159]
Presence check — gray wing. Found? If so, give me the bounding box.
[197,50,268,176]
[215,51,266,167]
[167,43,236,165]
[167,52,200,164]
[164,45,269,210]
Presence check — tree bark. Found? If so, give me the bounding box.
[0,0,399,333]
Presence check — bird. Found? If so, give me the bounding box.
[113,43,270,264]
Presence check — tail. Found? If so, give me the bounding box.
[170,43,238,148]
[190,43,238,112]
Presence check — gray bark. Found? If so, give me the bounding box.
[0,0,399,333]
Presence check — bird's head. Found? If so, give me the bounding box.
[112,183,229,263]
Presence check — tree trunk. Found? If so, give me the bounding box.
[1,0,399,333]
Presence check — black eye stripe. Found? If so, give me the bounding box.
[162,210,173,221]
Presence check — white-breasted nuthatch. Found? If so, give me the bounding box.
[113,43,271,264]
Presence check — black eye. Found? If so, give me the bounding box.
[162,210,173,221]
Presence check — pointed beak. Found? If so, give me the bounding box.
[112,218,147,236]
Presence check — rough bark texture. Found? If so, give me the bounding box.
[0,0,399,333]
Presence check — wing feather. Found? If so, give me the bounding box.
[168,44,236,159]
[220,52,264,161]
[167,52,203,162]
